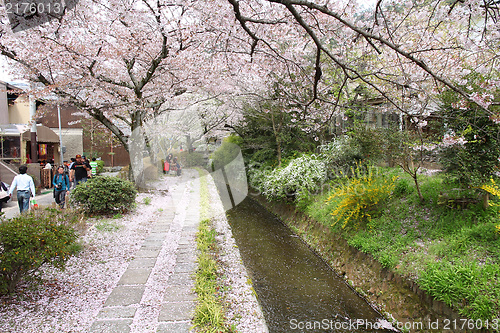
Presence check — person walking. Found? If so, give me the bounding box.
[89,158,98,178]
[69,157,76,189]
[8,165,36,214]
[63,160,70,176]
[83,156,91,178]
[53,165,70,209]
[173,156,182,176]
[70,154,91,186]
[164,153,173,174]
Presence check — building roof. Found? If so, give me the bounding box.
[0,80,22,90]
[0,124,59,143]
[22,124,59,143]
[0,124,29,136]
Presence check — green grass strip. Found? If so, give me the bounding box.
[192,168,234,332]
[198,168,210,220]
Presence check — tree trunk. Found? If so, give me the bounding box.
[483,192,490,210]
[186,134,193,153]
[276,138,282,167]
[271,113,282,166]
[412,172,424,202]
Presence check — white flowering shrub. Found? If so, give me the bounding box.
[250,155,327,203]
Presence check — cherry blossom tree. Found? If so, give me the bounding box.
[0,0,246,179]
[222,0,500,120]
[1,0,499,181]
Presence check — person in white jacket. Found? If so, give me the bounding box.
[9,165,36,214]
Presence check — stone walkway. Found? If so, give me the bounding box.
[89,170,201,332]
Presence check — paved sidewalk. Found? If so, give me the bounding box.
[89,170,201,333]
[2,190,55,219]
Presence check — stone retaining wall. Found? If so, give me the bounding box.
[253,195,484,332]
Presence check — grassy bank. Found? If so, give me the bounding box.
[193,169,235,333]
[305,167,500,322]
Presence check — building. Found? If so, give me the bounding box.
[0,80,65,187]
[0,80,130,163]
[38,103,130,167]
[0,80,131,190]
[0,81,62,164]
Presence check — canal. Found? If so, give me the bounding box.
[226,197,396,333]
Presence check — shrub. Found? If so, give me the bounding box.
[0,210,81,294]
[71,176,137,215]
[326,166,397,229]
[347,123,387,163]
[438,76,500,186]
[179,151,206,167]
[393,178,414,196]
[319,136,362,177]
[96,160,105,174]
[250,148,276,165]
[210,136,242,170]
[251,154,327,203]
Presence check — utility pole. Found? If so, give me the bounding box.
[29,91,37,163]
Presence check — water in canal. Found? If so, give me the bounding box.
[226,197,395,333]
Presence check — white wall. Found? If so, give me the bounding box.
[0,82,10,124]
[50,127,83,162]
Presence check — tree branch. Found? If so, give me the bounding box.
[266,0,479,111]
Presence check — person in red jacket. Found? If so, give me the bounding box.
[164,153,173,174]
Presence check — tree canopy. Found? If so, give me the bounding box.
[0,0,498,175]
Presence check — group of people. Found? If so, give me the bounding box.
[53,154,96,210]
[1,152,181,215]
[0,154,98,214]
[67,154,96,186]
[163,153,182,176]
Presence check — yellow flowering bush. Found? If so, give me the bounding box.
[479,178,500,204]
[327,166,397,229]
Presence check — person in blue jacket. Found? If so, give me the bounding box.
[53,165,70,209]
